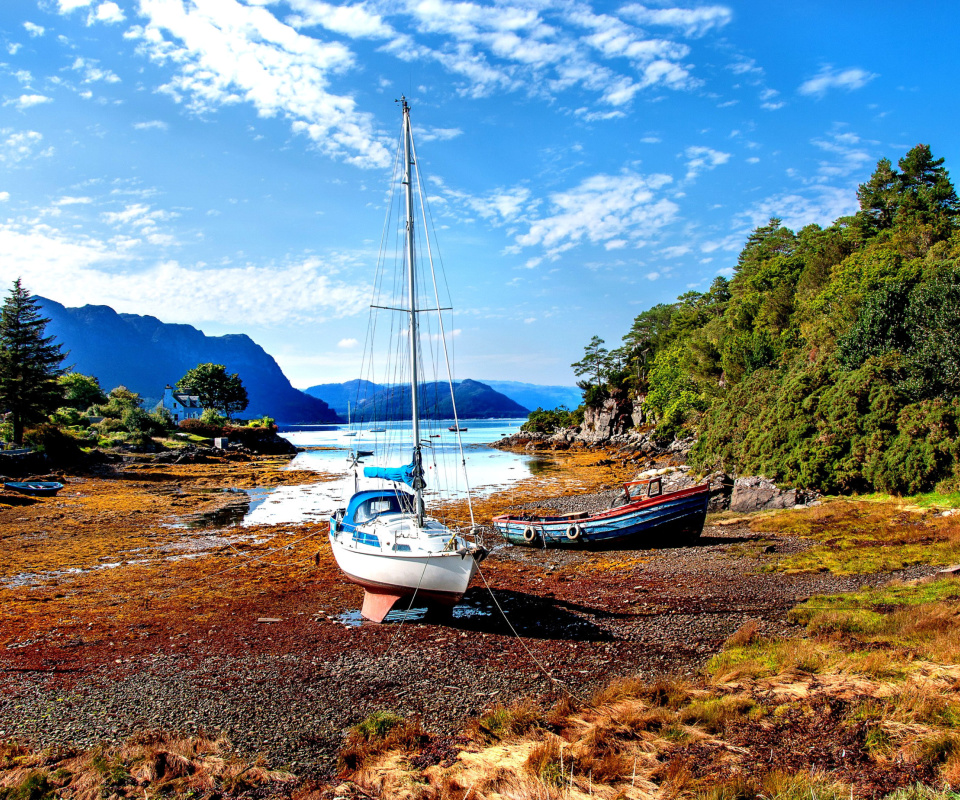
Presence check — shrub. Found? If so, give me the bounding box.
[49,407,88,427]
[522,406,580,433]
[23,424,83,462]
[200,409,227,426]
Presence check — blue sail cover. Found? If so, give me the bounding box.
[364,462,422,488]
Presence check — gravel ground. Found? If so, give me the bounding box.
[0,490,940,778]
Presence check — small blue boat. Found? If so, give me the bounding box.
[4,481,65,497]
[493,477,709,548]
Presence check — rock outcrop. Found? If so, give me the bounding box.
[728,475,820,513]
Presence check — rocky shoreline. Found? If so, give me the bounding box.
[494,426,821,514]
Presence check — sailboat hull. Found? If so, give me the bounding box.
[329,534,481,621]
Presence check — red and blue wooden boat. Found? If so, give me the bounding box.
[4,481,64,497]
[492,477,709,548]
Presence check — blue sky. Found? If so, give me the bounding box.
[0,0,957,388]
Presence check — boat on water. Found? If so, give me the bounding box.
[492,476,709,548]
[328,98,487,623]
[369,427,387,433]
[344,401,358,437]
[4,481,64,497]
[448,426,468,432]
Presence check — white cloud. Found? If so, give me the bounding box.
[512,171,678,260]
[738,185,857,231]
[811,130,873,178]
[729,57,762,76]
[9,94,53,110]
[55,196,94,206]
[683,145,730,180]
[129,0,390,168]
[70,56,121,84]
[700,234,742,254]
[416,125,462,142]
[57,0,94,11]
[619,4,733,38]
[659,244,690,258]
[0,192,9,202]
[133,120,170,131]
[337,337,359,348]
[0,129,50,164]
[23,22,46,37]
[799,66,878,98]
[91,2,125,24]
[645,271,660,280]
[0,222,371,327]
[286,0,397,39]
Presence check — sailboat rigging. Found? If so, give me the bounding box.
[327,97,487,623]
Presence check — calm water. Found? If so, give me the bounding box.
[242,418,546,526]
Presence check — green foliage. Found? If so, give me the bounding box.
[57,372,107,411]
[49,406,88,427]
[0,770,57,800]
[571,142,960,495]
[522,405,581,433]
[643,346,706,441]
[246,415,275,428]
[177,363,248,418]
[23,423,83,463]
[0,279,66,444]
[200,408,228,426]
[352,710,405,742]
[90,385,143,419]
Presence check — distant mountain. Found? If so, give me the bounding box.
[304,379,379,418]
[305,378,528,420]
[39,298,338,424]
[481,380,582,411]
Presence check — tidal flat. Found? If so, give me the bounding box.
[2,450,959,797]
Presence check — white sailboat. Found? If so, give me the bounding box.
[328,97,487,623]
[343,401,357,437]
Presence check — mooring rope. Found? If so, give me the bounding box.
[476,561,581,701]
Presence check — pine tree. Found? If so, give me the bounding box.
[0,279,66,445]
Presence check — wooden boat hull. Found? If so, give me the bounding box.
[493,484,710,548]
[4,481,64,497]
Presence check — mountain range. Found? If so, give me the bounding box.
[38,298,580,423]
[304,379,530,420]
[39,298,338,423]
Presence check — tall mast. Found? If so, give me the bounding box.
[401,97,425,526]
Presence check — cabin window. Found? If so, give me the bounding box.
[354,495,410,522]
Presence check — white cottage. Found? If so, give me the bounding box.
[162,385,203,423]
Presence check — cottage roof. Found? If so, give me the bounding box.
[172,391,203,409]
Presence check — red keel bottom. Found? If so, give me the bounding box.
[361,589,405,623]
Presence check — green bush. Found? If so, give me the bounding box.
[23,424,83,463]
[521,406,581,433]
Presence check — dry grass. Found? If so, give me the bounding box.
[0,732,296,800]
[750,499,960,575]
[338,711,428,774]
[470,699,543,745]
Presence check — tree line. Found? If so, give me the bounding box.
[0,279,259,451]
[562,143,960,495]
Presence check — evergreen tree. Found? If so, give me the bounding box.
[0,280,66,445]
[856,157,899,233]
[570,336,609,386]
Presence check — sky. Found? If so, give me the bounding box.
[0,1,958,389]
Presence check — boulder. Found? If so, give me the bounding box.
[729,476,818,513]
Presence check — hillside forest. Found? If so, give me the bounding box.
[569,144,960,496]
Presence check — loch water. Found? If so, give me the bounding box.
[241,418,549,526]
